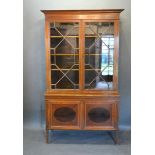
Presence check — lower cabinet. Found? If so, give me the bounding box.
[46,99,118,130]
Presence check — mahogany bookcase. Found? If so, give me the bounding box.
[41,9,124,143]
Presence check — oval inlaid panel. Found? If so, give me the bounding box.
[88,108,110,123]
[54,107,76,122]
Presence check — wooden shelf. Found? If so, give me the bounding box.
[51,69,112,71]
[85,54,103,55]
[50,36,79,38]
[52,69,79,71]
[50,35,106,38]
[51,54,79,56]
[50,48,91,50]
[50,48,80,50]
[51,84,79,86]
[50,54,107,56]
[85,36,100,38]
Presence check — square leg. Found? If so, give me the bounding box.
[107,130,120,144]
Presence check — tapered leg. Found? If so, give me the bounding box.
[107,131,120,144]
[113,130,119,144]
[46,129,49,143]
[45,130,53,143]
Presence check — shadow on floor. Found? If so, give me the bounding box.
[31,129,130,145]
[47,130,130,144]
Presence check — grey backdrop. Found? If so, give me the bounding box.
[23,0,131,130]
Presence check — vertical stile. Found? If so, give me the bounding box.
[45,18,51,90]
[113,20,119,90]
[79,20,85,90]
[79,20,85,129]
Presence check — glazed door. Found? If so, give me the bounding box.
[83,21,117,90]
[50,21,80,89]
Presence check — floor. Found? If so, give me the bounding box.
[23,128,131,155]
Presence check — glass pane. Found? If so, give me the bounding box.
[85,22,114,90]
[50,22,79,89]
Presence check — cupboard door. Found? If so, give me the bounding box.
[84,101,118,130]
[50,22,80,89]
[48,100,81,129]
[84,22,115,90]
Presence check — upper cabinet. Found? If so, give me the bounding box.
[41,9,124,91]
